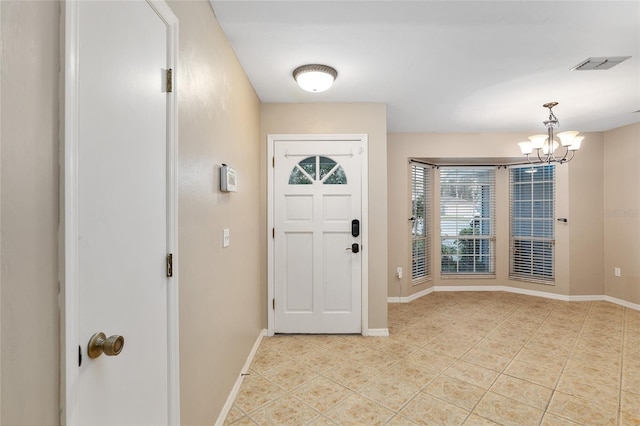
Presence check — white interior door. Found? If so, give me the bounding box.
[64,1,178,425]
[273,139,364,333]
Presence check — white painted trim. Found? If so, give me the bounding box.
[215,329,267,426]
[360,135,369,336]
[388,286,434,303]
[0,0,2,414]
[367,328,390,337]
[433,285,504,293]
[62,2,80,423]
[433,285,607,302]
[567,295,606,302]
[389,285,640,310]
[147,2,181,424]
[62,2,180,424]
[267,134,369,336]
[605,295,640,311]
[267,136,275,336]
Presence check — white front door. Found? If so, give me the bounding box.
[64,1,178,425]
[272,138,365,333]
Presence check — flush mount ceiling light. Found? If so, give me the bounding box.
[293,64,337,93]
[517,102,584,164]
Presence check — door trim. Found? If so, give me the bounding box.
[61,1,180,424]
[267,134,369,336]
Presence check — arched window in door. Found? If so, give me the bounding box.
[288,156,347,185]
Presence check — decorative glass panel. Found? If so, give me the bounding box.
[288,166,312,185]
[318,156,336,180]
[299,157,316,179]
[289,156,347,185]
[323,166,347,184]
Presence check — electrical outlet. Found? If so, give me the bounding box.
[614,267,621,277]
[396,267,403,279]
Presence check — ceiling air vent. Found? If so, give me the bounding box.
[570,56,631,71]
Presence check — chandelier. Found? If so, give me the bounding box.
[517,102,584,164]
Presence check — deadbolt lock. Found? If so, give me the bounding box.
[88,332,125,359]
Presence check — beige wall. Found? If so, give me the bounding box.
[569,132,605,296]
[167,1,264,424]
[604,122,640,305]
[0,1,61,424]
[387,132,603,299]
[261,103,388,329]
[0,1,635,424]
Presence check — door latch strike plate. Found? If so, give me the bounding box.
[166,253,173,277]
[166,68,173,93]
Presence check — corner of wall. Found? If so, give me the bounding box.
[603,122,640,305]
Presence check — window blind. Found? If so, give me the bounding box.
[411,163,431,282]
[509,165,555,284]
[439,167,496,276]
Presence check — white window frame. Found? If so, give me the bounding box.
[439,167,496,277]
[509,164,555,284]
[410,163,431,283]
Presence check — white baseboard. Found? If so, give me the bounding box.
[434,285,503,293]
[389,285,638,311]
[567,294,606,302]
[366,328,390,337]
[388,287,434,303]
[215,329,267,426]
[605,295,640,311]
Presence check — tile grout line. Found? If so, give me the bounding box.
[229,295,633,426]
[462,298,563,425]
[457,300,530,424]
[617,307,627,426]
[536,300,592,426]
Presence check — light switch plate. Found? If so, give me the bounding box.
[223,229,230,248]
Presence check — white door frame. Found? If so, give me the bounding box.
[61,1,179,424]
[267,134,369,336]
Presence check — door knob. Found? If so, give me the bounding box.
[345,243,360,253]
[88,332,125,359]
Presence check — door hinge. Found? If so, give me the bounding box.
[272,298,275,310]
[166,253,173,277]
[166,68,173,93]
[272,157,275,168]
[272,228,275,239]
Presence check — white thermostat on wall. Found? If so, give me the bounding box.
[220,164,237,192]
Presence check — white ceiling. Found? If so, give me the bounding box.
[211,1,640,133]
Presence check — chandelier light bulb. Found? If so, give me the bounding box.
[528,135,547,149]
[518,141,533,155]
[569,136,584,151]
[557,131,579,147]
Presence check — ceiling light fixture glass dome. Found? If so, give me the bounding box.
[293,64,337,93]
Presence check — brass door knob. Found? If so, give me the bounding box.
[88,332,125,359]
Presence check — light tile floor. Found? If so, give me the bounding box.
[224,292,640,425]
